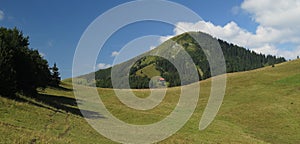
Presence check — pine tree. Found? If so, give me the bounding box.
[50,63,61,87]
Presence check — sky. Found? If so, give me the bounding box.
[1,0,300,79]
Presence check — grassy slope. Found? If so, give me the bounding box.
[1,59,300,143]
[0,83,112,143]
[135,64,161,78]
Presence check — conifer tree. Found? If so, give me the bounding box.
[50,63,61,87]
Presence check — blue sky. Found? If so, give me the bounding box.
[1,0,300,78]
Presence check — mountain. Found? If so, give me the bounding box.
[77,31,285,88]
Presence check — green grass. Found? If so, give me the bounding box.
[136,63,161,78]
[1,59,300,143]
[275,73,300,86]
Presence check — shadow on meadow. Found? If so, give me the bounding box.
[1,87,105,119]
[35,92,105,119]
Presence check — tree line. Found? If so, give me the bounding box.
[0,27,60,97]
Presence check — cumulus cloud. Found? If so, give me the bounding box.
[149,46,156,50]
[97,63,112,69]
[241,0,300,29]
[160,21,262,51]
[159,0,300,59]
[241,0,300,59]
[252,44,278,56]
[111,51,119,57]
[39,52,46,57]
[279,46,300,59]
[159,35,174,43]
[0,10,4,21]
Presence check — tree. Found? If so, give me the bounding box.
[49,63,61,87]
[0,28,18,95]
[14,47,51,94]
[297,56,299,59]
[0,27,51,96]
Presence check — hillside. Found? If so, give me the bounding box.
[79,31,286,88]
[1,59,300,143]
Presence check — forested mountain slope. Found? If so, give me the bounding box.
[78,32,285,88]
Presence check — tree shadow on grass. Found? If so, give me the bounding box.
[1,92,105,119]
[48,85,73,92]
[1,94,61,113]
[33,93,105,119]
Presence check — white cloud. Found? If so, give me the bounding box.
[97,63,112,69]
[159,35,174,43]
[158,0,300,60]
[241,0,300,29]
[0,10,4,21]
[160,21,260,52]
[111,51,119,57]
[160,21,253,46]
[149,46,156,50]
[240,0,300,59]
[279,46,300,59]
[39,52,46,57]
[252,44,278,56]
